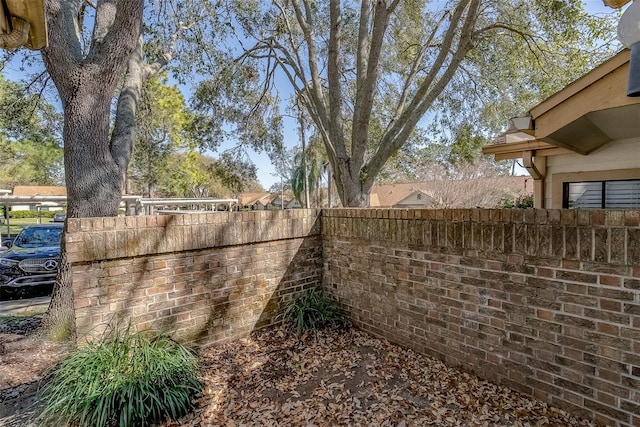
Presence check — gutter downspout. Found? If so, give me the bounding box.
[523,150,546,208]
[0,15,29,49]
[610,0,640,96]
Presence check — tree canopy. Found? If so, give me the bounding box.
[190,0,619,206]
[0,0,622,208]
[0,75,63,188]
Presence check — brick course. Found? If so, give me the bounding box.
[68,207,640,426]
[323,208,640,427]
[67,210,322,345]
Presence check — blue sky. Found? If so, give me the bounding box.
[250,0,624,190]
[0,1,625,191]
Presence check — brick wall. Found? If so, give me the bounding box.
[66,210,322,345]
[67,207,640,425]
[322,208,640,427]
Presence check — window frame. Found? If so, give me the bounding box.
[551,169,640,209]
[562,179,640,209]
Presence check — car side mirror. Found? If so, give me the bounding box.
[1,239,12,249]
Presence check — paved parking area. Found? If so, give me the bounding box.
[0,296,50,316]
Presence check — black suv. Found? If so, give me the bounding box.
[0,223,63,298]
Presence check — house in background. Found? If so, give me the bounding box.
[483,50,640,209]
[10,186,67,211]
[238,192,273,210]
[370,184,437,208]
[285,198,303,209]
[238,191,302,210]
[370,176,532,209]
[268,193,294,210]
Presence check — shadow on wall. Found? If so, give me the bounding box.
[70,211,323,346]
[252,235,323,332]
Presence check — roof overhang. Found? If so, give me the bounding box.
[482,139,572,161]
[0,0,47,50]
[483,50,640,159]
[540,103,640,154]
[532,50,640,154]
[604,0,631,7]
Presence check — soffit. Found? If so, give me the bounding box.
[540,104,640,154]
[2,0,47,49]
[532,51,640,154]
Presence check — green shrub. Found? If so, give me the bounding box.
[281,287,350,336]
[500,194,534,209]
[8,210,57,219]
[39,327,202,427]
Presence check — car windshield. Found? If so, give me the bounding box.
[13,227,62,248]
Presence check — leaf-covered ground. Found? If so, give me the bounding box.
[0,319,600,427]
[0,315,70,427]
[165,327,599,427]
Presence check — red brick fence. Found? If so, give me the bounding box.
[67,208,640,426]
[67,210,322,343]
[323,208,640,427]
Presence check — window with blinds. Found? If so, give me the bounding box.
[563,180,640,209]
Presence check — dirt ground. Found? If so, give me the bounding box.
[0,315,70,427]
[0,317,600,427]
[166,327,599,427]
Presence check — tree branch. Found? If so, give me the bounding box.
[327,0,346,164]
[354,1,371,110]
[110,35,145,181]
[367,0,481,186]
[290,0,332,143]
[144,20,197,79]
[351,0,398,172]
[87,0,143,75]
[41,0,85,92]
[391,10,450,124]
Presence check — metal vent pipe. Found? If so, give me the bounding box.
[618,0,640,96]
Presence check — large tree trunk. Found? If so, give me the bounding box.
[43,235,74,340]
[332,158,371,208]
[39,72,123,339]
[63,76,123,217]
[341,181,370,207]
[39,0,144,339]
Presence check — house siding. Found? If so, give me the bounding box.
[545,138,640,208]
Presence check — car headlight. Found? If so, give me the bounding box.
[0,258,19,268]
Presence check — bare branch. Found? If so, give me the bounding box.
[391,10,450,124]
[351,1,398,170]
[474,23,544,65]
[367,0,482,185]
[290,0,331,135]
[327,0,345,163]
[383,0,470,143]
[355,1,371,103]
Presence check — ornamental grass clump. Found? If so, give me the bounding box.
[281,287,350,336]
[39,327,202,427]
